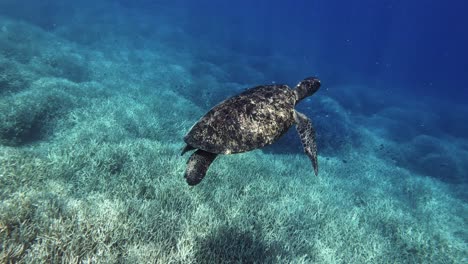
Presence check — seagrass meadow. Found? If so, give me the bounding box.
[0,1,467,263]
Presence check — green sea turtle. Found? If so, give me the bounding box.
[181,77,321,185]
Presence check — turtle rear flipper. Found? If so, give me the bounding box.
[294,111,318,176]
[181,144,196,156]
[185,150,218,185]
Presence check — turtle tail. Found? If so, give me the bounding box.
[184,149,218,186]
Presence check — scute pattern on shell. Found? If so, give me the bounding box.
[184,85,297,154]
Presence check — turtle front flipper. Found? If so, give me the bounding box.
[294,111,318,176]
[184,149,218,185]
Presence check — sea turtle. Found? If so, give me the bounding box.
[181,77,321,185]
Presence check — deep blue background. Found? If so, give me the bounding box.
[172,0,468,103]
[2,0,467,103]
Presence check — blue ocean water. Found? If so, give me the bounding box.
[120,0,468,100]
[0,0,467,262]
[4,0,468,99]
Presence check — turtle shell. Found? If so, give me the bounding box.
[184,84,297,154]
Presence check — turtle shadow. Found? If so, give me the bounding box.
[193,226,285,263]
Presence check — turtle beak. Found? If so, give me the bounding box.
[307,77,321,92]
[301,77,321,95]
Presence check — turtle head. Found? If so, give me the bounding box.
[294,77,321,102]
